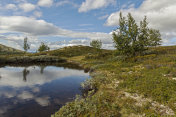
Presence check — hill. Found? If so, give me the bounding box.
[35,45,112,57]
[0,43,23,55]
[53,46,176,116]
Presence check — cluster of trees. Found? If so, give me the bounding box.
[37,42,50,52]
[90,13,161,57]
[113,12,161,56]
[23,37,50,52]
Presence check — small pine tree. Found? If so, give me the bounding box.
[38,42,50,52]
[137,16,149,54]
[90,40,102,49]
[23,37,30,52]
[113,12,162,57]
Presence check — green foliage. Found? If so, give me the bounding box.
[148,29,162,47]
[54,91,121,117]
[120,68,176,103]
[38,42,50,52]
[23,37,30,52]
[54,45,176,116]
[90,40,102,49]
[113,12,162,57]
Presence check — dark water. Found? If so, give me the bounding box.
[0,65,89,117]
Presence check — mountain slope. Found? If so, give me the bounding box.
[0,44,23,54]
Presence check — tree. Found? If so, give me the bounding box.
[23,37,30,52]
[113,12,162,56]
[38,42,50,52]
[90,40,102,49]
[137,16,149,54]
[148,29,162,47]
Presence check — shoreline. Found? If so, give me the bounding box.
[0,55,65,64]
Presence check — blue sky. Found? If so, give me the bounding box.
[0,0,176,51]
[0,0,142,32]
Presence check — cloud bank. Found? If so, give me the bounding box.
[0,16,112,49]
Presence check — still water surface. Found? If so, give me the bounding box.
[0,65,89,117]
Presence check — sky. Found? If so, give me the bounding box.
[0,0,176,51]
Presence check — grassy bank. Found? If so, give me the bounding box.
[0,55,65,64]
[51,46,176,116]
[0,44,65,64]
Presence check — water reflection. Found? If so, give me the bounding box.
[0,66,88,87]
[22,66,45,82]
[40,66,46,74]
[23,68,30,82]
[0,65,89,117]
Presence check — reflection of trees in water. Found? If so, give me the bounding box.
[23,68,30,82]
[40,66,46,74]
[22,66,46,82]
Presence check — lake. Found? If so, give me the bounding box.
[0,65,89,117]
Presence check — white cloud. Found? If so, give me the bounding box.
[47,38,114,50]
[0,16,58,36]
[33,11,42,18]
[6,4,17,10]
[0,16,111,40]
[47,39,90,49]
[98,14,109,20]
[56,0,79,8]
[106,0,176,43]
[79,0,116,12]
[38,0,53,7]
[19,3,36,12]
